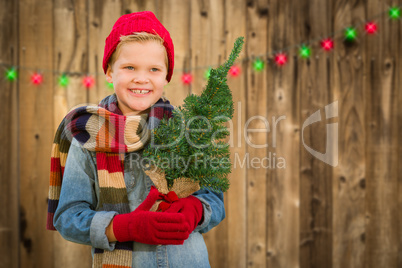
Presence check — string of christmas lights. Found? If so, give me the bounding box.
[1,6,400,87]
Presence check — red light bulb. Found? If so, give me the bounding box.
[83,76,95,89]
[365,21,377,34]
[320,38,334,51]
[274,53,288,66]
[229,65,241,77]
[31,72,43,85]
[181,73,193,85]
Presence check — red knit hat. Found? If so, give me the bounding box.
[103,11,174,82]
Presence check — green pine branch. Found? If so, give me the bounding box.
[143,37,244,192]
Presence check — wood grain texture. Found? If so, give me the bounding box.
[52,1,93,266]
[158,0,191,106]
[397,2,402,267]
[364,1,400,267]
[54,0,91,113]
[300,0,334,267]
[0,0,19,267]
[18,0,54,267]
[245,0,269,267]
[266,0,301,267]
[190,0,226,96]
[225,0,247,267]
[88,0,122,105]
[332,1,367,268]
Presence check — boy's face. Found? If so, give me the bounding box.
[106,40,168,115]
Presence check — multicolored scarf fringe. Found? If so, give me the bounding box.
[47,94,173,268]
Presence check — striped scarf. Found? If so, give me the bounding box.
[47,94,173,268]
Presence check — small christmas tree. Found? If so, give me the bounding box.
[143,37,244,193]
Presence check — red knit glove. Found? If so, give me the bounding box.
[165,196,204,233]
[112,186,190,245]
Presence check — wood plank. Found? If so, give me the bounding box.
[265,0,300,266]
[52,1,93,267]
[331,1,366,267]
[18,0,54,266]
[299,0,334,267]
[158,0,191,106]
[87,0,160,105]
[122,0,157,14]
[291,2,313,268]
[224,0,247,267]
[0,0,19,267]
[190,0,226,96]
[245,0,269,267]
[88,0,123,105]
[53,0,91,121]
[364,1,400,267]
[54,0,91,112]
[397,2,402,266]
[189,0,228,266]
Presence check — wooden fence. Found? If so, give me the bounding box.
[1,0,401,267]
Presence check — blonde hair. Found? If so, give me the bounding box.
[108,32,168,71]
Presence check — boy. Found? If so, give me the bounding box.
[48,11,225,267]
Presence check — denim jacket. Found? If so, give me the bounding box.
[54,138,225,268]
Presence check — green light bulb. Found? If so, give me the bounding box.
[345,27,358,41]
[204,67,212,80]
[106,81,114,90]
[253,58,264,71]
[58,74,69,87]
[6,68,17,81]
[299,45,311,59]
[389,7,401,20]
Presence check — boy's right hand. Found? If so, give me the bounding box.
[112,186,190,245]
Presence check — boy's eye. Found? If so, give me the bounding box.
[151,68,159,72]
[125,66,134,70]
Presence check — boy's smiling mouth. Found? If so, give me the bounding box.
[129,89,151,94]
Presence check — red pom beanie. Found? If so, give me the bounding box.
[103,11,174,82]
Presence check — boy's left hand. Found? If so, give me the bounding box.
[164,196,203,233]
